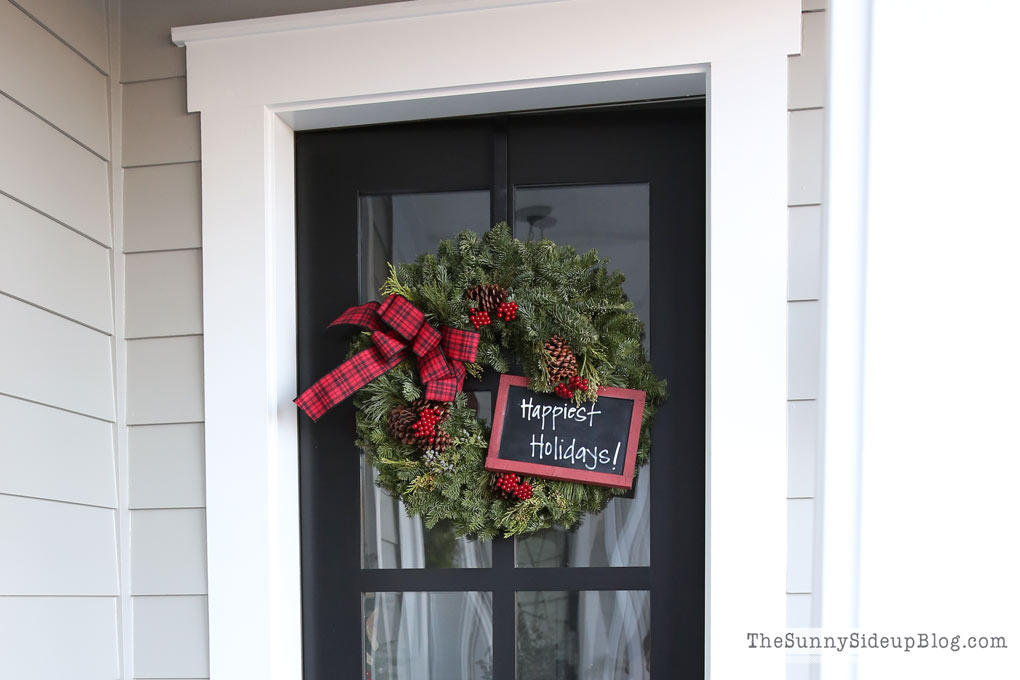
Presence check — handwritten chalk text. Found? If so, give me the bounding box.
[518,397,602,431]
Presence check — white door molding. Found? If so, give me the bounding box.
[173,1,800,678]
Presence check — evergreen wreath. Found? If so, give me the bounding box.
[312,223,665,538]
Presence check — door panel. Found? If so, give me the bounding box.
[296,120,494,678]
[514,469,650,569]
[358,188,495,571]
[507,108,706,674]
[514,183,651,339]
[360,190,491,306]
[517,589,650,679]
[296,104,705,680]
[364,590,493,678]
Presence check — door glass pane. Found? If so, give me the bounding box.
[517,590,650,679]
[360,190,492,568]
[360,190,490,302]
[365,591,493,680]
[515,468,650,568]
[514,184,651,568]
[514,183,650,342]
[362,456,492,568]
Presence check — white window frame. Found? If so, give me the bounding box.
[172,1,800,678]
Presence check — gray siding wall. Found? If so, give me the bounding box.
[120,25,208,680]
[120,39,208,680]
[118,2,392,677]
[787,4,827,680]
[0,1,119,678]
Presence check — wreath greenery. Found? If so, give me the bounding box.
[349,223,666,538]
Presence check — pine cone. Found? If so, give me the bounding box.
[387,406,418,445]
[544,334,578,381]
[428,429,453,453]
[413,423,451,452]
[465,284,508,314]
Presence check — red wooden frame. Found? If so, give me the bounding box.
[484,374,646,489]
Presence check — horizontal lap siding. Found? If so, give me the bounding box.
[788,300,821,400]
[0,597,119,678]
[787,592,813,627]
[118,6,387,676]
[122,78,201,167]
[0,95,111,246]
[0,0,110,156]
[0,495,118,595]
[0,194,114,332]
[12,0,111,72]
[123,162,202,252]
[787,400,818,499]
[125,249,203,338]
[788,205,822,301]
[788,109,825,206]
[786,498,815,594]
[121,36,210,680]
[788,10,826,111]
[787,8,826,680]
[0,394,116,507]
[131,508,208,595]
[133,595,210,678]
[0,294,115,420]
[129,423,206,509]
[0,2,119,679]
[126,336,205,424]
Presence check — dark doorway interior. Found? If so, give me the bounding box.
[295,103,706,679]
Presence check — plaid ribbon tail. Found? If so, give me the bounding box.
[329,301,384,331]
[294,347,404,422]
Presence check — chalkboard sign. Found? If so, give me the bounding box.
[485,374,645,489]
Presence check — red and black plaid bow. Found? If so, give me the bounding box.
[294,295,479,422]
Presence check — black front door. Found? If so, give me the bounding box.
[296,103,705,679]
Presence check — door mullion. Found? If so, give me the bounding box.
[490,537,516,680]
[490,124,514,677]
[491,119,508,226]
[357,566,651,592]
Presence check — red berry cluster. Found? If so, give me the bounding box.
[497,300,519,321]
[492,472,533,501]
[554,374,590,400]
[569,375,589,391]
[411,406,445,446]
[469,308,491,330]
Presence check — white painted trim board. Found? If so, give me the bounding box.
[175,1,800,678]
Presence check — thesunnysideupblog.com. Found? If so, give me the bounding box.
[747,631,1008,655]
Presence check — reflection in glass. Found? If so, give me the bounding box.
[365,591,493,680]
[514,184,651,569]
[517,590,650,680]
[359,190,492,569]
[360,190,490,303]
[516,468,650,568]
[465,390,493,428]
[514,184,650,339]
[362,455,491,568]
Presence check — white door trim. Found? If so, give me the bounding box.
[174,1,800,678]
